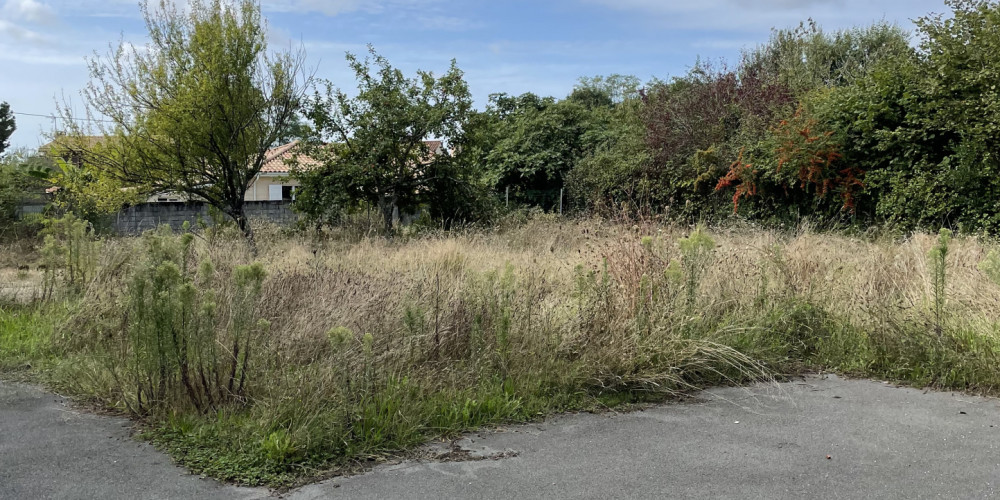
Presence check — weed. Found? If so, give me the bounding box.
[40,213,98,298]
[678,226,716,308]
[929,228,952,335]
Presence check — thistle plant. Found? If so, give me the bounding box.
[928,228,951,336]
[678,226,716,308]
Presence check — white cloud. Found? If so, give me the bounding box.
[2,0,56,24]
[0,18,51,44]
[261,0,448,17]
[582,0,948,32]
[262,0,369,16]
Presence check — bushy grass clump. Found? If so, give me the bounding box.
[0,302,64,371]
[5,219,1000,486]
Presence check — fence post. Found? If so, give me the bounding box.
[559,188,564,215]
[506,186,509,208]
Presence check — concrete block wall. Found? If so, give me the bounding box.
[112,201,297,235]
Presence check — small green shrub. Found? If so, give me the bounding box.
[116,226,268,415]
[928,228,951,335]
[678,226,716,307]
[40,213,98,298]
[261,429,299,464]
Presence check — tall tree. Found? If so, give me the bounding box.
[468,93,598,197]
[573,74,641,104]
[73,0,305,250]
[298,46,472,231]
[0,101,14,156]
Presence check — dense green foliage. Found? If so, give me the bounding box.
[815,0,1000,231]
[402,1,1000,233]
[8,1,999,235]
[296,47,475,231]
[76,0,305,249]
[0,101,14,156]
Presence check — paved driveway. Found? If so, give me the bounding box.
[0,381,267,500]
[3,374,999,499]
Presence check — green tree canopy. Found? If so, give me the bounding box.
[297,47,472,231]
[72,0,305,250]
[466,92,606,198]
[0,101,14,156]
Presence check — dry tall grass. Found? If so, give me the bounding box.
[5,218,1000,485]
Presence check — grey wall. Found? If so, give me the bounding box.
[15,204,45,218]
[112,201,297,235]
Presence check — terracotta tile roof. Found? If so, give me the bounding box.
[39,135,106,154]
[260,141,320,174]
[424,140,443,153]
[260,140,447,174]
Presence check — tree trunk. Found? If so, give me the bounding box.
[232,208,258,255]
[379,195,397,234]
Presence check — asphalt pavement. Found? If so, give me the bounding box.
[0,381,267,500]
[3,374,999,499]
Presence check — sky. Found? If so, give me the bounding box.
[0,0,951,150]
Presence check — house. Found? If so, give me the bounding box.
[246,141,313,202]
[246,140,446,202]
[40,136,448,203]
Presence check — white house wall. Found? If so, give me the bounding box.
[246,174,300,201]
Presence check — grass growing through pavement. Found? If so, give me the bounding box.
[4,218,1000,486]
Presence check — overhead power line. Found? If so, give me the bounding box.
[12,111,117,124]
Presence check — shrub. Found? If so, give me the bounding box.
[115,226,268,415]
[39,213,99,298]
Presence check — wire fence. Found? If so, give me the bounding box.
[502,187,565,213]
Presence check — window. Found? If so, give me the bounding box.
[268,184,295,201]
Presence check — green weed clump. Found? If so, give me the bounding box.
[0,303,65,371]
[40,213,99,299]
[110,226,270,415]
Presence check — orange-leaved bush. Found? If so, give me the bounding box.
[716,105,864,213]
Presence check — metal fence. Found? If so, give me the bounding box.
[503,187,565,213]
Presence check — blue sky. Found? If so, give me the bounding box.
[1,0,949,149]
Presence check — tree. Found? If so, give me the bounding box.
[565,96,652,213]
[0,101,14,156]
[0,149,47,235]
[272,114,313,146]
[469,93,598,197]
[793,1,1000,231]
[573,74,641,104]
[38,136,143,225]
[73,0,305,251]
[298,47,472,231]
[639,61,793,219]
[745,21,913,95]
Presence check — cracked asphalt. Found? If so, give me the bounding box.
[3,374,999,499]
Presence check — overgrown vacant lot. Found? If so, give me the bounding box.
[3,218,1000,486]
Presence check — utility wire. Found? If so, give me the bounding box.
[12,111,117,124]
